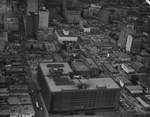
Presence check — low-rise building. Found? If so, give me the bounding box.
[8,96,32,105]
[114,52,131,61]
[125,85,143,96]
[71,61,90,76]
[137,50,150,63]
[9,85,28,94]
[38,62,73,76]
[104,64,119,74]
[5,18,19,31]
[55,29,77,42]
[80,24,91,33]
[131,61,146,73]
[9,105,35,117]
[45,42,56,53]
[121,63,135,74]
[84,58,99,76]
[117,76,132,87]
[53,54,64,62]
[136,96,150,111]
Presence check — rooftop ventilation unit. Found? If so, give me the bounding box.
[63,29,69,35]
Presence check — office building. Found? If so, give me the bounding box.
[37,62,120,113]
[39,9,49,28]
[98,8,110,24]
[26,12,39,36]
[27,0,38,14]
[5,18,19,31]
[64,8,81,24]
[126,35,142,53]
[55,29,77,42]
[63,0,76,14]
[63,0,81,24]
[118,23,136,48]
[71,61,90,76]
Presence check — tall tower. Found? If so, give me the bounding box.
[118,24,136,48]
[27,0,38,14]
[98,8,110,24]
[39,8,49,28]
[63,0,75,15]
[126,35,142,53]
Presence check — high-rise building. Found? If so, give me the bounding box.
[26,13,39,37]
[118,24,136,48]
[98,8,110,24]
[37,62,121,113]
[126,35,142,53]
[27,0,38,14]
[39,9,49,28]
[64,8,81,24]
[63,0,75,13]
[63,0,80,23]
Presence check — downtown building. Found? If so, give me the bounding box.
[118,21,136,48]
[37,62,121,113]
[27,0,38,14]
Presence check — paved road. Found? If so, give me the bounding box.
[20,31,49,117]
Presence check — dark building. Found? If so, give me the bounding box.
[26,12,39,37]
[98,8,110,24]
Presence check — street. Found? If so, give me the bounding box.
[20,31,49,117]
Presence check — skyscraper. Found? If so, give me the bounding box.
[118,24,136,48]
[126,35,142,53]
[39,9,49,28]
[98,8,110,24]
[27,0,38,14]
[63,0,76,15]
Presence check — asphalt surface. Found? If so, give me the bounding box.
[20,31,49,117]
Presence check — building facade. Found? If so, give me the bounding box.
[27,0,38,14]
[37,62,120,113]
[39,10,49,28]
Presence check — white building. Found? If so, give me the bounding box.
[55,29,77,42]
[126,35,133,52]
[80,24,91,33]
[121,63,135,73]
[39,10,49,28]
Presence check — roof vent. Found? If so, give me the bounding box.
[63,29,69,35]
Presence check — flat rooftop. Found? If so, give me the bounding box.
[39,62,73,75]
[56,30,76,37]
[43,76,120,92]
[114,52,131,59]
[72,61,90,72]
[94,42,115,47]
[85,58,98,68]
